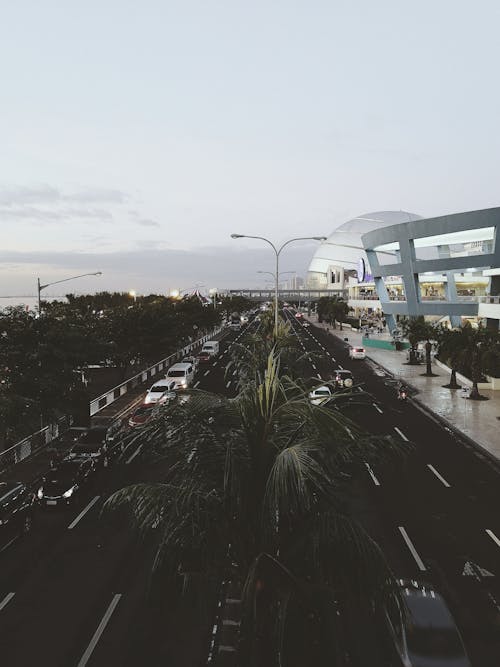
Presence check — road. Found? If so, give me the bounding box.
[1,313,499,665]
[283,309,500,666]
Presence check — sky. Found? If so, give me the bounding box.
[1,0,500,296]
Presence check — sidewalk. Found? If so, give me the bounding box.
[309,316,500,464]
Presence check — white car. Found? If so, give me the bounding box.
[349,346,366,360]
[165,362,195,389]
[144,379,177,404]
[308,386,332,406]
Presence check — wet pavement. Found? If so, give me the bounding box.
[309,316,500,463]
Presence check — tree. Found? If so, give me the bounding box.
[105,343,410,663]
[438,324,499,400]
[400,316,438,373]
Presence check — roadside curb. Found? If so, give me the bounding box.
[316,321,500,472]
[364,352,500,474]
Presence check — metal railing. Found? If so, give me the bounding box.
[89,325,222,416]
[0,325,223,474]
[0,416,71,475]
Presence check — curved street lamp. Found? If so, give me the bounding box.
[37,271,102,315]
[231,234,326,335]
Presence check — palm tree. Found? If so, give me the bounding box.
[400,316,438,374]
[105,341,410,664]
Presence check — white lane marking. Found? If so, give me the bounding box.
[0,592,15,612]
[204,370,210,376]
[398,526,427,571]
[312,364,317,370]
[394,426,409,441]
[213,361,218,367]
[337,364,343,369]
[486,529,500,548]
[364,463,381,486]
[68,496,101,530]
[317,373,322,380]
[226,381,231,388]
[194,381,200,388]
[232,369,237,376]
[345,427,354,440]
[77,594,122,667]
[126,445,143,465]
[427,464,451,488]
[373,403,383,414]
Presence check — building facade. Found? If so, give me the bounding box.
[361,207,500,332]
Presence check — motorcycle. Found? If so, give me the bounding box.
[397,387,408,401]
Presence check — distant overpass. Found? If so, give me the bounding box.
[227,288,347,302]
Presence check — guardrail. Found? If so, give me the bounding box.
[0,416,72,475]
[89,325,223,416]
[1,325,223,474]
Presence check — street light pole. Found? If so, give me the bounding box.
[37,271,102,315]
[231,235,326,336]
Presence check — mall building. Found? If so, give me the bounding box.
[307,208,500,332]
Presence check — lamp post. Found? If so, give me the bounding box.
[37,271,102,315]
[231,235,326,336]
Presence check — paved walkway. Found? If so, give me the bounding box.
[309,316,500,463]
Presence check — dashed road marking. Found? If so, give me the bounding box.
[194,381,200,388]
[0,592,15,612]
[373,403,383,414]
[126,444,143,465]
[204,370,210,376]
[364,463,381,486]
[68,496,101,530]
[226,381,231,388]
[77,594,122,667]
[427,464,451,488]
[486,529,500,549]
[394,426,409,441]
[317,373,322,380]
[398,526,427,571]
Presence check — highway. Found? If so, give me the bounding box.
[1,313,499,665]
[283,309,500,666]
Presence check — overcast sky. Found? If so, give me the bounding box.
[1,0,500,296]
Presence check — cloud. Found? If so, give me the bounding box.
[0,184,127,206]
[0,206,113,222]
[136,218,161,227]
[0,185,59,206]
[0,243,315,292]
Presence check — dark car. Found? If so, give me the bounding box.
[70,426,123,465]
[0,482,35,552]
[197,351,212,364]
[128,404,155,428]
[38,458,97,506]
[380,580,471,667]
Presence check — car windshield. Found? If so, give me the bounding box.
[80,429,107,443]
[150,386,169,393]
[315,389,331,396]
[168,370,186,377]
[72,443,100,454]
[47,463,81,483]
[134,406,152,416]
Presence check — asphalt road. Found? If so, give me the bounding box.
[1,314,500,666]
[283,309,500,666]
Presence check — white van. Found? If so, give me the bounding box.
[201,341,219,357]
[166,362,195,389]
[144,379,177,404]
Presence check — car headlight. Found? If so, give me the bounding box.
[37,487,44,499]
[63,486,76,498]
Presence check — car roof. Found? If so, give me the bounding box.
[149,380,175,389]
[403,587,455,628]
[168,362,191,370]
[313,386,331,393]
